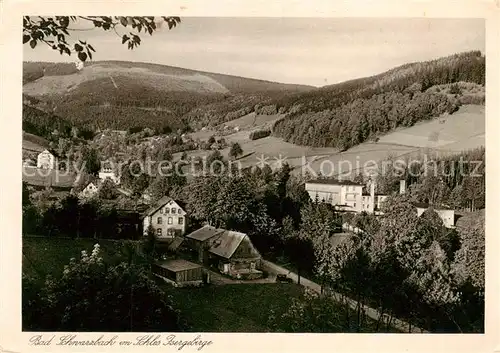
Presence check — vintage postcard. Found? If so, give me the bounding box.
[0,0,499,352]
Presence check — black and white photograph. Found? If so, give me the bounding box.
[14,10,491,341]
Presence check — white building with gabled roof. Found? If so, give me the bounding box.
[142,196,187,238]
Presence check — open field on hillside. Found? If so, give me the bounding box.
[22,131,50,152]
[179,104,484,177]
[23,65,230,96]
[23,61,312,97]
[22,166,76,188]
[377,105,484,149]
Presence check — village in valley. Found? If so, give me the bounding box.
[21,17,485,334]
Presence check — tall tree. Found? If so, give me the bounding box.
[229,142,243,159]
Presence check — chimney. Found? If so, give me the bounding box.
[400,180,406,194]
[369,181,375,213]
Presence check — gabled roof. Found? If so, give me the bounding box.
[144,196,185,217]
[83,182,98,189]
[208,230,247,259]
[38,149,60,158]
[186,225,224,242]
[306,178,364,186]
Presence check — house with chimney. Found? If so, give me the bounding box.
[306,178,455,227]
[305,178,389,213]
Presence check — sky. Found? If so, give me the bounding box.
[23,17,485,87]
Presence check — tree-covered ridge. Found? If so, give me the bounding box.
[22,60,311,132]
[272,51,485,149]
[274,51,484,115]
[274,91,459,149]
[22,104,73,140]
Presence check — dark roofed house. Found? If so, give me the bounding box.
[185,225,263,280]
[152,259,204,287]
[185,225,224,262]
[207,230,263,280]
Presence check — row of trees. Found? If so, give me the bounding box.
[303,195,484,332]
[374,147,485,210]
[274,91,459,149]
[273,51,485,116]
[272,51,484,149]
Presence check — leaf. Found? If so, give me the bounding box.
[120,17,128,27]
[88,44,95,52]
[23,35,30,44]
[87,49,92,60]
[74,43,83,52]
[78,52,87,61]
[29,40,36,49]
[122,35,129,44]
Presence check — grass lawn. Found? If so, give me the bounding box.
[164,283,304,332]
[23,236,401,333]
[22,236,126,279]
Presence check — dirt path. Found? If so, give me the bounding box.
[261,260,428,333]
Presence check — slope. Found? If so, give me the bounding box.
[22,61,313,132]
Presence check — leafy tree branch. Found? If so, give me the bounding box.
[23,16,181,61]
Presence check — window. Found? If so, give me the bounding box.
[168,217,173,224]
[171,208,176,213]
[178,208,182,214]
[157,217,162,224]
[160,208,163,214]
[156,228,162,236]
[178,217,184,225]
[165,208,170,213]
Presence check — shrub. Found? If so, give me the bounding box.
[249,129,271,141]
[22,244,185,332]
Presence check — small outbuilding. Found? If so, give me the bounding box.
[152,259,205,287]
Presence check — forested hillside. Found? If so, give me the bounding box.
[272,51,485,149]
[22,61,312,132]
[22,105,73,140]
[23,51,485,150]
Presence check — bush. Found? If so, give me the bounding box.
[22,244,185,331]
[249,129,271,141]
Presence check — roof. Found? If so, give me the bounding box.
[306,178,364,186]
[167,237,185,251]
[155,259,201,272]
[186,225,224,242]
[208,230,247,259]
[412,202,454,211]
[144,196,185,217]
